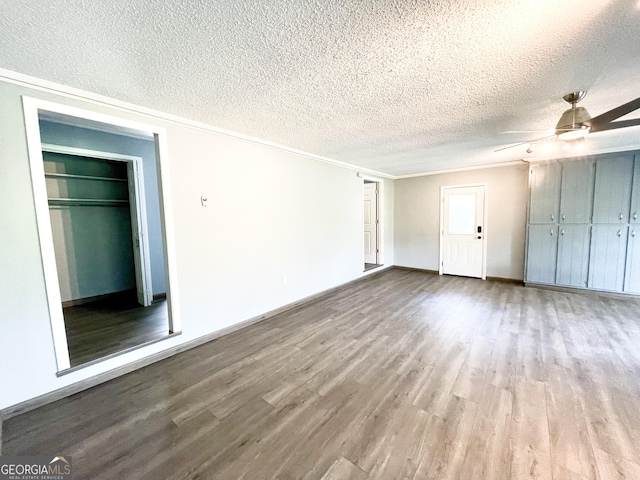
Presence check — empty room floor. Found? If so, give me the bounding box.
[63,293,169,367]
[2,269,640,479]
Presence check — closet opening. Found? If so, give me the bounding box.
[24,97,181,373]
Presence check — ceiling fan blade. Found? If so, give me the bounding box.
[590,118,640,133]
[500,130,554,134]
[494,134,556,152]
[589,97,640,130]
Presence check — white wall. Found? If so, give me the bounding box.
[394,165,528,280]
[0,78,394,410]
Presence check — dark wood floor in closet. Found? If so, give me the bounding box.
[3,269,640,479]
[64,292,168,367]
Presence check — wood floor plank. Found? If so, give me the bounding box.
[459,383,513,480]
[320,457,367,480]
[545,364,599,480]
[2,269,640,480]
[510,375,552,479]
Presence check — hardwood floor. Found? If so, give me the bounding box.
[63,292,169,367]
[3,269,640,479]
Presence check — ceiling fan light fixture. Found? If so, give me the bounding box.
[557,125,590,140]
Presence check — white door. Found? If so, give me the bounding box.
[127,162,153,306]
[441,185,486,278]
[364,182,378,264]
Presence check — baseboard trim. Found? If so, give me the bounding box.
[392,266,524,285]
[0,266,393,421]
[61,289,136,308]
[392,266,439,275]
[153,293,167,303]
[524,282,640,299]
[487,276,524,285]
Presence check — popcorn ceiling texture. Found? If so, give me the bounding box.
[1,0,640,175]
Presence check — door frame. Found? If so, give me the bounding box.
[23,96,181,372]
[361,175,384,267]
[439,183,488,280]
[41,142,154,306]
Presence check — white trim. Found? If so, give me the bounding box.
[128,159,154,306]
[41,143,142,162]
[439,183,488,280]
[23,98,70,371]
[154,131,181,333]
[41,143,154,307]
[22,96,182,372]
[361,175,384,266]
[1,68,392,179]
[395,161,525,179]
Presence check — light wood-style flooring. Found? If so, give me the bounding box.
[3,269,640,479]
[64,292,168,367]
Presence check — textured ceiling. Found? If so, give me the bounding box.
[2,0,640,176]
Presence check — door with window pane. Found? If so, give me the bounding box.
[441,185,485,278]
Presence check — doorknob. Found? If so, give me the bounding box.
[476,236,482,239]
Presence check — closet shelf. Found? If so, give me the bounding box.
[48,198,129,207]
[45,172,127,183]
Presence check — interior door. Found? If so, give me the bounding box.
[442,185,485,278]
[364,182,378,264]
[127,162,153,306]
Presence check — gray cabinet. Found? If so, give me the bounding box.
[526,152,640,295]
[625,227,640,293]
[556,225,590,288]
[529,163,561,224]
[592,155,633,224]
[526,225,558,284]
[559,159,594,224]
[630,155,640,224]
[588,225,628,291]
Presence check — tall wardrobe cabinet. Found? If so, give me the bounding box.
[525,152,640,294]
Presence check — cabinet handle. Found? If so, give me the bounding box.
[634,213,638,221]
[551,214,554,221]
[617,229,622,237]
[633,230,636,237]
[561,229,565,235]
[620,213,624,220]
[550,229,554,236]
[562,214,566,221]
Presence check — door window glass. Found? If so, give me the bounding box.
[448,193,476,234]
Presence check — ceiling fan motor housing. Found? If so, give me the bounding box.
[556,105,592,133]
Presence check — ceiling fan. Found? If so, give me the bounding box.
[496,92,640,152]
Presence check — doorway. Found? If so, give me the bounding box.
[24,97,181,372]
[440,184,487,279]
[363,179,381,271]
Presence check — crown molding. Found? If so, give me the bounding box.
[0,68,394,179]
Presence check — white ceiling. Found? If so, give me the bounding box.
[2,0,640,176]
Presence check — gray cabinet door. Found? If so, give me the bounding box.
[592,155,633,223]
[529,163,561,224]
[556,224,591,288]
[559,159,595,224]
[526,225,558,284]
[588,225,628,291]
[630,155,640,224]
[624,227,640,293]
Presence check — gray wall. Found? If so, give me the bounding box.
[394,165,528,280]
[39,120,167,296]
[0,79,394,409]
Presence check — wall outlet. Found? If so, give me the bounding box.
[282,276,287,285]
